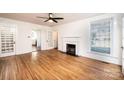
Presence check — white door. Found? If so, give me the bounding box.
[36,30,41,50]
[122,18,124,74]
[0,24,16,57]
[46,31,53,49]
[53,31,58,48]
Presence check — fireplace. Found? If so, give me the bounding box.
[66,44,76,56]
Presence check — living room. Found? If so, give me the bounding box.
[0,0,124,93]
[0,13,123,80]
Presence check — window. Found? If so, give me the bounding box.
[90,18,113,54]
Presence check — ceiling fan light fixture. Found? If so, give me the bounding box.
[48,19,53,23]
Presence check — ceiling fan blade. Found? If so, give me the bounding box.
[37,13,63,23]
[52,19,58,23]
[37,16,48,19]
[53,17,64,20]
[44,19,50,22]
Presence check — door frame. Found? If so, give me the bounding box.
[31,29,42,52]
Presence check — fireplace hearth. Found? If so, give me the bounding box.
[66,44,76,56]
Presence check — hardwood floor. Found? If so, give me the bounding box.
[0,49,124,80]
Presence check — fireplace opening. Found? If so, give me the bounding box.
[66,44,76,56]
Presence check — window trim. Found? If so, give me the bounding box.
[89,17,114,56]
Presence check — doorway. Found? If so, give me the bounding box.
[31,30,41,52]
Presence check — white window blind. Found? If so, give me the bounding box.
[90,18,113,54]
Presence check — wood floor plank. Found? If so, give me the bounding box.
[0,49,124,80]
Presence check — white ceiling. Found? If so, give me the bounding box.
[0,13,103,27]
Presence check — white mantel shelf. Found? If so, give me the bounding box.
[63,37,81,38]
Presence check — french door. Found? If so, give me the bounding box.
[0,24,16,57]
[46,31,53,49]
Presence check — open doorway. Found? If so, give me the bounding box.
[31,30,41,52]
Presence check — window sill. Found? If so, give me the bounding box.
[87,51,112,57]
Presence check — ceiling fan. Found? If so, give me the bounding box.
[37,13,64,23]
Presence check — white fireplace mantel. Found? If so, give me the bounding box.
[62,37,80,55]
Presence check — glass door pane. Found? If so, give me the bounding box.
[0,24,16,57]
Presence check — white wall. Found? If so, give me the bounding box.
[0,17,52,55]
[54,14,123,65]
